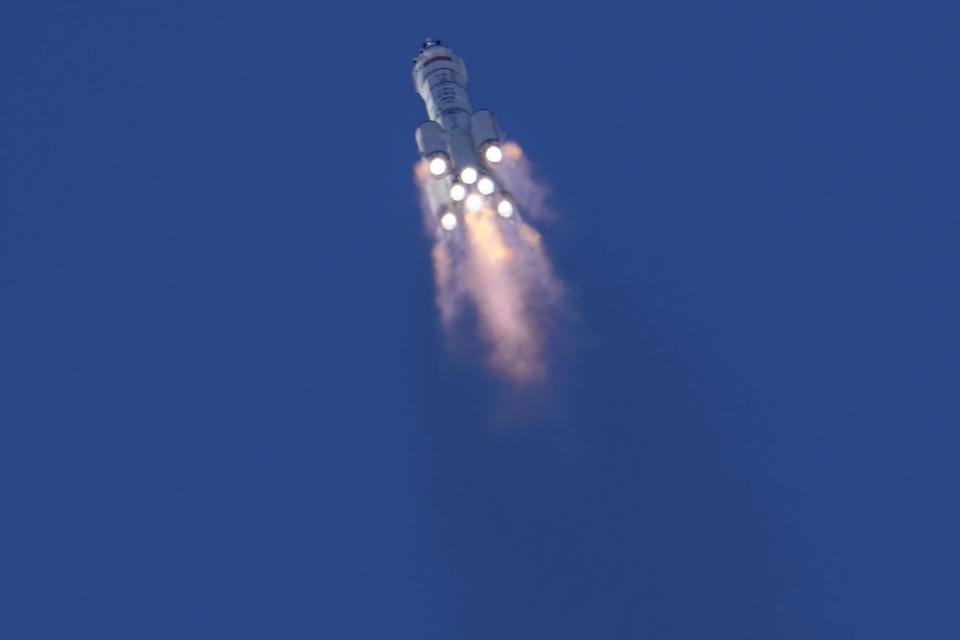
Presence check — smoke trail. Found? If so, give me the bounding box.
[498,142,552,222]
[415,142,565,383]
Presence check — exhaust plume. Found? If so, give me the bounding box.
[415,142,565,383]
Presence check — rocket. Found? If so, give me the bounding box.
[413,39,516,231]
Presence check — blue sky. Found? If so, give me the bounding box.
[2,1,958,638]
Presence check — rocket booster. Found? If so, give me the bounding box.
[413,40,516,231]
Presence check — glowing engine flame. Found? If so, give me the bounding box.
[477,176,495,195]
[428,156,448,176]
[465,193,484,212]
[414,141,564,384]
[440,212,458,230]
[459,167,478,185]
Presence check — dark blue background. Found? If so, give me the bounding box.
[2,1,957,637]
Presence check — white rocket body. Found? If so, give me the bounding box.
[413,40,513,232]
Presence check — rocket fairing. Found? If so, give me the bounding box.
[413,40,516,231]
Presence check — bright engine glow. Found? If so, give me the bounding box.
[428,155,448,176]
[440,212,458,230]
[477,176,495,195]
[460,167,478,185]
[497,199,514,218]
[465,193,484,212]
[484,144,503,163]
[450,183,467,201]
